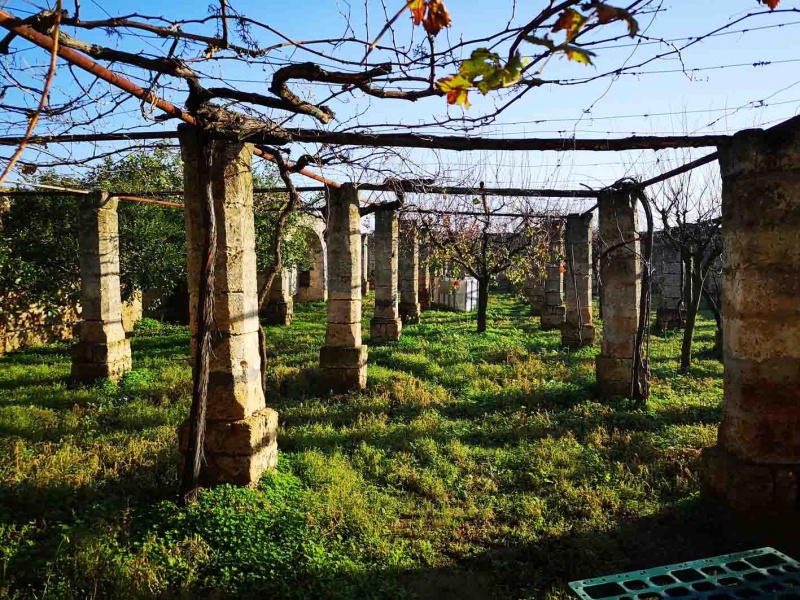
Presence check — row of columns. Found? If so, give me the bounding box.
[67,120,800,513]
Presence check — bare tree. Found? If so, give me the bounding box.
[652,164,722,372]
[416,186,550,333]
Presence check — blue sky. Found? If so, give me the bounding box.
[3,0,800,209]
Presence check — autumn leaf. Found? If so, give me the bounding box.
[438,74,471,107]
[586,2,639,37]
[423,0,451,35]
[759,0,780,8]
[552,8,587,41]
[565,45,595,65]
[408,0,426,25]
[524,36,557,52]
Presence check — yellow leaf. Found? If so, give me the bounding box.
[438,75,471,108]
[565,46,594,65]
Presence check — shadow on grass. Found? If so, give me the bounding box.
[382,499,800,599]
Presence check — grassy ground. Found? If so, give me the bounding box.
[0,294,792,599]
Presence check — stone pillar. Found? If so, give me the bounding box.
[524,273,545,316]
[701,119,800,512]
[654,238,684,331]
[178,126,277,486]
[418,243,431,310]
[367,235,376,290]
[540,227,566,331]
[71,191,132,383]
[297,222,327,303]
[370,209,402,344]
[320,184,368,392]
[562,213,595,347]
[399,220,421,324]
[595,190,641,398]
[260,269,294,326]
[361,234,370,295]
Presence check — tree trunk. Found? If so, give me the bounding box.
[701,284,723,352]
[682,253,693,313]
[680,264,704,374]
[477,277,489,333]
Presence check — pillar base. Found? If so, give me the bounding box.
[399,302,421,324]
[180,408,278,487]
[530,299,544,317]
[700,445,799,514]
[71,338,132,382]
[595,355,634,398]
[562,324,595,347]
[541,306,566,330]
[320,345,368,393]
[655,307,685,332]
[260,300,293,326]
[370,317,402,344]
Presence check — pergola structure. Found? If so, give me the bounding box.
[0,5,798,515]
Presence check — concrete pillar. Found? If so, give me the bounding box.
[178,126,277,486]
[71,191,132,382]
[399,220,421,324]
[562,213,595,347]
[418,243,431,310]
[370,209,402,344]
[320,184,368,392]
[540,226,566,331]
[260,268,294,326]
[361,234,370,295]
[701,118,800,512]
[595,190,641,398]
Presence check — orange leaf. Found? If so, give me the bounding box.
[438,74,471,108]
[590,2,638,37]
[552,8,587,41]
[408,0,426,26]
[423,0,451,35]
[760,0,780,8]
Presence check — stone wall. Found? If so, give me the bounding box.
[0,292,141,356]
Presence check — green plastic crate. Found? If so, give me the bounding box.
[568,547,800,599]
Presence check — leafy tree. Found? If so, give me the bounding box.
[0,172,82,308]
[87,149,187,301]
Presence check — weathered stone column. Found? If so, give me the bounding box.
[562,213,595,347]
[418,243,431,310]
[178,126,277,486]
[540,227,566,331]
[320,184,368,391]
[524,273,545,316]
[595,190,641,398]
[260,268,294,326]
[71,191,133,382]
[361,234,370,295]
[701,118,800,512]
[654,238,684,331]
[370,208,402,344]
[399,220,421,324]
[297,221,327,303]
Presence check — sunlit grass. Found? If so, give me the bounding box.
[0,294,752,599]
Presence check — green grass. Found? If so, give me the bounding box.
[0,294,787,599]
